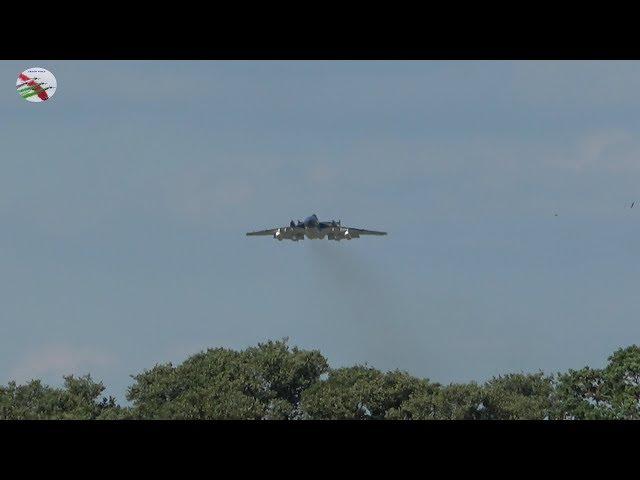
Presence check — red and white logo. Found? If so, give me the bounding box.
[16,67,57,102]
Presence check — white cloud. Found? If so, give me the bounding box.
[9,345,116,384]
[544,130,640,173]
[578,130,636,170]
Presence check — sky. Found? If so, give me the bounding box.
[1,61,640,402]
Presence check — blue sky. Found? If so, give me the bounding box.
[2,61,639,401]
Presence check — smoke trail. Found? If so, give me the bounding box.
[304,240,419,371]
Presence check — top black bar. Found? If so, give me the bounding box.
[3,11,638,60]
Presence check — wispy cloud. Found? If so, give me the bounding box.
[576,130,637,171]
[544,130,640,173]
[9,345,116,384]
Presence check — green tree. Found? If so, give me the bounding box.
[387,383,484,420]
[0,375,124,420]
[301,365,434,419]
[480,372,554,419]
[126,338,329,419]
[553,345,640,419]
[5,341,640,420]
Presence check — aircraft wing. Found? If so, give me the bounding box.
[246,226,306,238]
[246,228,280,236]
[344,227,387,236]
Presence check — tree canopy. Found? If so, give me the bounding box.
[0,375,123,420]
[2,340,640,420]
[126,339,329,419]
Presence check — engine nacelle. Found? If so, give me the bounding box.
[344,229,352,240]
[274,228,284,241]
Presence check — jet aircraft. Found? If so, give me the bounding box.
[246,214,387,241]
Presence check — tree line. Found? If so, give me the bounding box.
[2,339,639,419]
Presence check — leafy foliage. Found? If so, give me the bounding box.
[481,372,554,419]
[3,342,640,420]
[0,375,125,420]
[553,346,640,419]
[300,366,435,419]
[387,383,484,420]
[126,338,329,419]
